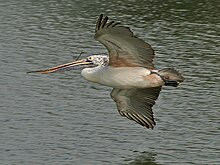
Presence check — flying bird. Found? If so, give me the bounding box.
[28,14,184,129]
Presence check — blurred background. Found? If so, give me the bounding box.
[0,0,219,164]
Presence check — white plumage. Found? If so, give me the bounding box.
[82,65,158,89]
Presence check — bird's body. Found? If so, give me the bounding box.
[28,14,184,129]
[82,65,163,89]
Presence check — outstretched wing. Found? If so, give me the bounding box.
[95,14,155,69]
[110,87,161,129]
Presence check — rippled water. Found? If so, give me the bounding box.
[0,1,219,164]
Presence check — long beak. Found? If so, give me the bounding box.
[27,59,92,74]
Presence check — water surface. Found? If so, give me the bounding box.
[0,0,219,164]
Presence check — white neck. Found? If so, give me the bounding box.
[81,66,102,83]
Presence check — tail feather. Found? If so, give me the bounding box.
[159,68,184,87]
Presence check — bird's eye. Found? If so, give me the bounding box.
[87,56,93,61]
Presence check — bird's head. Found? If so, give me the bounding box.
[85,55,109,66]
[27,55,109,74]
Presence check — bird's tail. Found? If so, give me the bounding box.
[158,68,184,87]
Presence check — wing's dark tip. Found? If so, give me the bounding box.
[95,14,103,32]
[119,111,155,129]
[107,21,114,27]
[101,16,108,28]
[95,14,120,32]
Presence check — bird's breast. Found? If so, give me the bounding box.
[81,66,163,89]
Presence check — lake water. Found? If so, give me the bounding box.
[0,0,219,164]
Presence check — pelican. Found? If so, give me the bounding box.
[28,14,184,129]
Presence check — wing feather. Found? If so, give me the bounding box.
[110,87,161,129]
[95,14,155,69]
